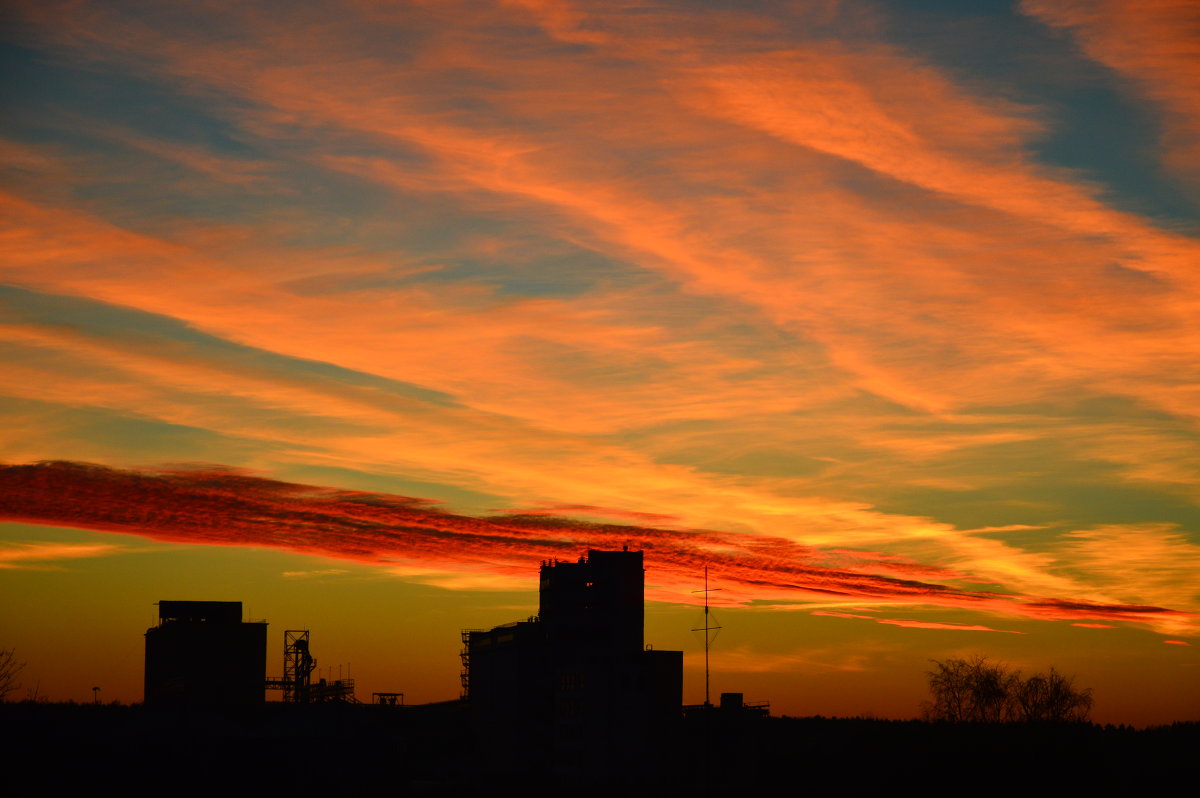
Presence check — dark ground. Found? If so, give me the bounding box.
[4,701,1195,796]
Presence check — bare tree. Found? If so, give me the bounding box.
[1011,666,1093,722]
[0,648,25,701]
[923,655,1018,722]
[923,656,1092,723]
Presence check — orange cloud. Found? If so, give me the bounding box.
[708,644,875,674]
[496,503,683,525]
[1022,0,1200,179]
[814,609,1023,634]
[1,461,1192,633]
[0,460,970,602]
[874,619,1023,634]
[812,610,876,620]
[7,0,1200,438]
[3,1,1200,643]
[0,540,124,569]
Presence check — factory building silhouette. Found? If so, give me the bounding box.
[144,600,356,707]
[144,550,696,776]
[143,600,266,708]
[462,548,683,770]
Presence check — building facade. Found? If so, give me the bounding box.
[144,600,267,707]
[464,550,682,774]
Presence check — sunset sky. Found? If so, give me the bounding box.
[2,0,1198,724]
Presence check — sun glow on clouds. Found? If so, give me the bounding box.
[0,461,1193,635]
[1022,0,1200,179]
[813,610,1023,635]
[875,619,1023,635]
[281,569,350,579]
[0,540,123,569]
[709,645,875,675]
[2,0,1200,683]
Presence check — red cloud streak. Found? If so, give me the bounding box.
[0,461,1189,629]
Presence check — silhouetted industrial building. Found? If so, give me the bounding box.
[463,549,682,773]
[265,629,357,703]
[144,600,266,707]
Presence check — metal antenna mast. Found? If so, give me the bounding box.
[691,565,722,706]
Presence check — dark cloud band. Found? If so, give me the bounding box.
[0,460,1187,628]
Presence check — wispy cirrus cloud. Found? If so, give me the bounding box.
[813,610,878,620]
[1021,0,1200,179]
[814,610,1023,634]
[0,540,124,569]
[0,460,976,601]
[0,460,1192,633]
[874,619,1023,634]
[707,644,877,675]
[281,568,350,579]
